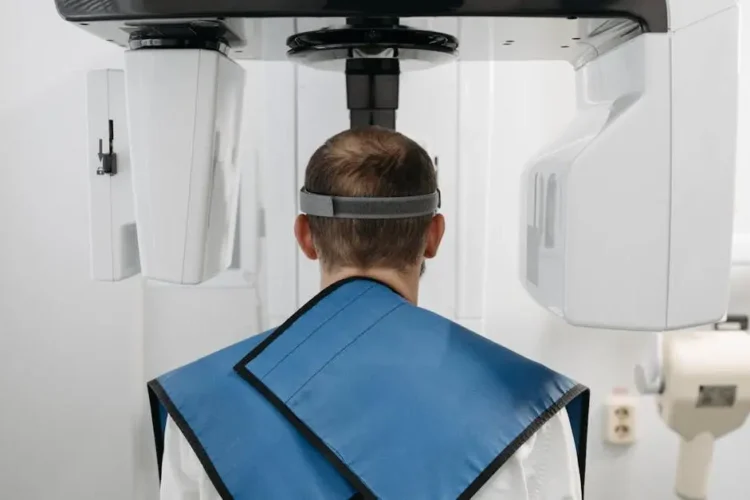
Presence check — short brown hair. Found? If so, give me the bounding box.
[304,127,438,271]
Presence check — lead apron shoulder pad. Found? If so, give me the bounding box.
[148,331,356,500]
[149,278,590,500]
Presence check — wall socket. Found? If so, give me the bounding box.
[604,390,637,445]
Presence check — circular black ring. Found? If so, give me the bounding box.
[127,24,232,54]
[287,25,458,61]
[129,37,229,54]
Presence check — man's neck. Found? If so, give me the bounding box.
[321,266,420,304]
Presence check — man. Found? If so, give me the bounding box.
[150,127,590,500]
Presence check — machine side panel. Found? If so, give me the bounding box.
[257,19,300,327]
[562,35,672,329]
[180,51,222,282]
[126,49,245,284]
[126,50,195,283]
[87,69,140,282]
[105,70,140,281]
[87,70,114,280]
[54,0,669,32]
[666,7,739,328]
[456,18,493,321]
[200,55,246,281]
[668,0,737,33]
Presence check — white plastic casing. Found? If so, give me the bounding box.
[87,69,140,281]
[521,6,739,331]
[125,48,245,284]
[659,330,750,499]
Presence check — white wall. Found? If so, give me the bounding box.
[0,1,145,499]
[3,4,750,500]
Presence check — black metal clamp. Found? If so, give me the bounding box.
[97,120,117,176]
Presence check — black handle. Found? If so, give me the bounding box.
[96,120,117,176]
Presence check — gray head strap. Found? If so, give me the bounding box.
[299,188,441,219]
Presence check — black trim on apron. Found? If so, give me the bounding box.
[147,277,381,500]
[147,380,235,500]
[234,276,590,499]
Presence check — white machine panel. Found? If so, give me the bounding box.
[733,234,750,267]
[667,7,738,328]
[125,49,245,285]
[86,69,140,282]
[456,19,493,321]
[520,6,739,331]
[254,19,300,327]
[668,0,737,32]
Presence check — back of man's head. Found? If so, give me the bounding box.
[303,127,439,272]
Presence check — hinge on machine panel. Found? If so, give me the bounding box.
[714,315,749,331]
[97,119,117,176]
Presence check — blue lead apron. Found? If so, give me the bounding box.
[149,277,590,499]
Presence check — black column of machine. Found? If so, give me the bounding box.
[345,18,400,130]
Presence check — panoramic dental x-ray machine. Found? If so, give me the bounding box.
[57,1,749,498]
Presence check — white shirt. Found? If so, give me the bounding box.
[161,408,581,500]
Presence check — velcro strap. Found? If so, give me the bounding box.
[299,188,440,219]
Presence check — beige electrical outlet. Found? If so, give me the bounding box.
[604,390,637,445]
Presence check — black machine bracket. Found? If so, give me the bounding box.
[97,120,117,176]
[287,17,458,130]
[714,315,749,332]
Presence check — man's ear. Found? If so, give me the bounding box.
[294,214,318,260]
[424,214,445,259]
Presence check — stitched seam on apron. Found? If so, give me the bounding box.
[259,283,376,379]
[284,302,406,404]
